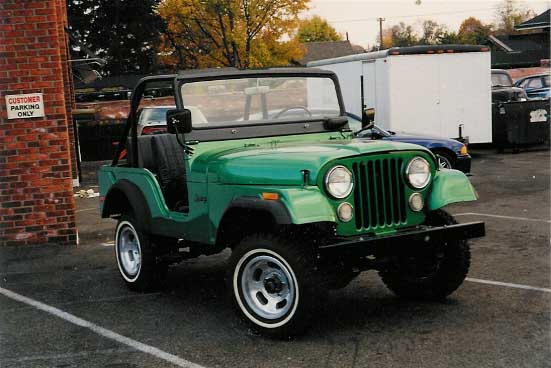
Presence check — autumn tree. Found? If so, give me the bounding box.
[458,17,493,44]
[67,0,163,75]
[495,0,535,33]
[389,22,418,47]
[158,0,308,70]
[419,20,447,44]
[296,15,342,43]
[438,30,461,44]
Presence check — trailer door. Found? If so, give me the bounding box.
[387,55,440,134]
[438,52,492,143]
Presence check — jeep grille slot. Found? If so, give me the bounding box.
[352,158,406,230]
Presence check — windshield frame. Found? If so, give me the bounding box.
[173,69,346,142]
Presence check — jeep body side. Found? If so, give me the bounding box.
[98,68,484,337]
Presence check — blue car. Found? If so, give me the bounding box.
[514,73,550,99]
[347,114,471,173]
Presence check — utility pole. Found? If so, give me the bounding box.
[377,17,385,50]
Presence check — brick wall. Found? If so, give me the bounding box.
[0,0,77,246]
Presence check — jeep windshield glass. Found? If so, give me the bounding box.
[180,76,340,127]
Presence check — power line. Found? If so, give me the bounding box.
[327,7,497,24]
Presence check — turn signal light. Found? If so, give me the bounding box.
[262,192,279,200]
[460,145,468,155]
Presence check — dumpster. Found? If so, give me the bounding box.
[492,99,550,152]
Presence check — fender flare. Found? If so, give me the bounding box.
[102,179,152,230]
[222,196,293,225]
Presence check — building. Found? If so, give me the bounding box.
[487,9,550,69]
[1,0,78,245]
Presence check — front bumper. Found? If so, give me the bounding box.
[455,154,471,174]
[320,221,485,257]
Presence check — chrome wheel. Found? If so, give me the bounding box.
[437,154,452,169]
[237,251,297,322]
[116,221,141,280]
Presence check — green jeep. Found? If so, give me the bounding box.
[99,68,485,337]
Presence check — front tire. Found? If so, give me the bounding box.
[115,214,166,292]
[435,151,455,170]
[227,233,322,338]
[379,210,471,300]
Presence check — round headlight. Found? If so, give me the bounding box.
[337,202,354,222]
[406,157,431,189]
[325,165,353,199]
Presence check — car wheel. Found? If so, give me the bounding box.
[115,214,167,292]
[435,151,454,170]
[227,233,323,338]
[379,210,471,300]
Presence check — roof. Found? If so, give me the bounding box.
[175,67,335,80]
[515,9,550,31]
[75,74,145,91]
[298,41,362,65]
[488,34,545,52]
[308,44,488,67]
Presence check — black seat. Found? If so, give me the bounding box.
[128,134,188,212]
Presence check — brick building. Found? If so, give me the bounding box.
[1,0,78,246]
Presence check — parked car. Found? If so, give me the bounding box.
[491,69,528,102]
[100,68,484,337]
[137,105,207,135]
[514,73,551,99]
[347,114,471,173]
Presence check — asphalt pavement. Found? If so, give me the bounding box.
[0,149,549,368]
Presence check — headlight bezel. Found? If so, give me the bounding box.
[325,165,354,199]
[405,157,431,189]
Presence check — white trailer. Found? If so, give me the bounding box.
[308,45,492,144]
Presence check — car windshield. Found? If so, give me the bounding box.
[491,73,512,87]
[180,76,340,127]
[140,107,172,124]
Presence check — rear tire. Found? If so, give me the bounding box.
[227,233,323,338]
[115,214,167,292]
[379,210,470,300]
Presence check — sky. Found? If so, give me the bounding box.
[303,0,551,48]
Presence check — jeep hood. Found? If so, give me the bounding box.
[199,139,428,185]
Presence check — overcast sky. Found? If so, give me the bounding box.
[303,0,551,48]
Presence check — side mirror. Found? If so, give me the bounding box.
[167,109,192,134]
[362,107,375,129]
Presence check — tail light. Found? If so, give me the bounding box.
[141,126,167,135]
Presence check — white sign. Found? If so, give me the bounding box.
[529,109,548,123]
[5,93,45,119]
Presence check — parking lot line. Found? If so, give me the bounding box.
[466,278,551,293]
[2,348,134,364]
[0,286,206,368]
[75,207,97,213]
[454,212,551,223]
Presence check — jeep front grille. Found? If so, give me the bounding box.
[351,157,407,230]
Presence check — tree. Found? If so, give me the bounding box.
[419,20,446,45]
[495,0,535,33]
[438,31,461,44]
[296,15,342,43]
[458,17,493,44]
[158,0,308,70]
[389,22,418,47]
[67,0,163,75]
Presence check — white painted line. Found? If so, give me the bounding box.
[466,278,551,293]
[75,207,97,213]
[454,212,551,223]
[0,286,206,368]
[2,348,134,363]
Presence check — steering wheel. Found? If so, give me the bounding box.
[273,106,312,119]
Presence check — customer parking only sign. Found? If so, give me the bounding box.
[5,93,45,119]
